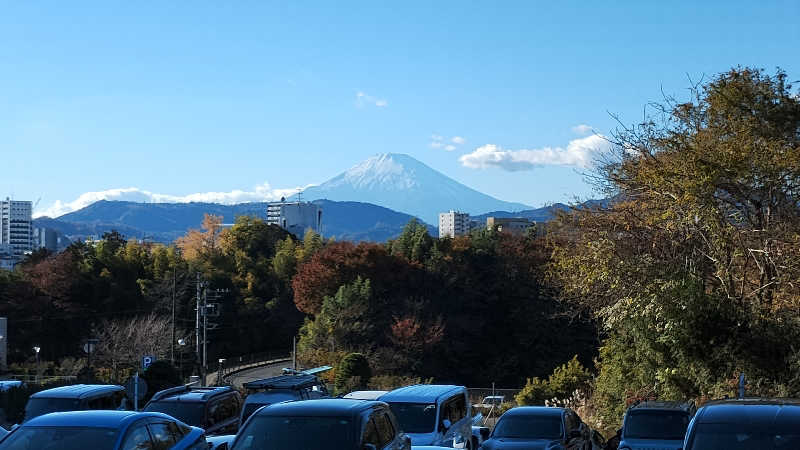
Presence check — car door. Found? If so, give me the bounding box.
[441,394,469,448]
[148,421,178,450]
[373,409,409,450]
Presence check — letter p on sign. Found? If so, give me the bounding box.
[142,355,156,369]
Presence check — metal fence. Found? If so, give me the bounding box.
[2,375,78,385]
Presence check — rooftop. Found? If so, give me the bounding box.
[501,406,566,417]
[696,399,800,426]
[30,384,124,399]
[255,399,381,417]
[244,374,322,391]
[22,410,165,428]
[378,385,464,403]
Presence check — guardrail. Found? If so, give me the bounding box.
[2,375,78,385]
[211,351,291,386]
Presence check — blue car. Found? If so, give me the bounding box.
[479,406,592,450]
[683,398,800,449]
[0,410,209,450]
[618,401,692,450]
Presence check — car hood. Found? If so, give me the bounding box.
[481,437,563,450]
[619,438,684,450]
[406,431,441,445]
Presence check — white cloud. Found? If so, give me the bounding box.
[430,134,465,151]
[356,91,388,108]
[459,134,612,171]
[35,183,309,218]
[571,124,593,135]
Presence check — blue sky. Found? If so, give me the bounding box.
[2,1,798,217]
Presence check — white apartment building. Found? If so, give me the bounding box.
[0,198,33,258]
[266,201,322,237]
[438,210,477,238]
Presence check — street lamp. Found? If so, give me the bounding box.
[33,346,41,383]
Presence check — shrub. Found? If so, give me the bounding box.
[516,355,591,406]
[335,353,372,394]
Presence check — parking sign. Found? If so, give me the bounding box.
[142,355,156,369]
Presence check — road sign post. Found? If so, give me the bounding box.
[142,355,156,370]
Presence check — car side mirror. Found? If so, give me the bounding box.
[362,444,377,450]
[441,419,452,431]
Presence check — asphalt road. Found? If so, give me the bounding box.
[226,359,292,388]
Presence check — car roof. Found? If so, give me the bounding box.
[501,406,566,417]
[343,391,388,400]
[149,385,234,403]
[628,401,691,412]
[379,385,465,403]
[254,399,383,417]
[22,410,173,428]
[30,384,124,399]
[694,399,800,426]
[244,374,321,391]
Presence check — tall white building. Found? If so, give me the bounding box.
[266,200,323,237]
[0,198,33,258]
[438,210,477,238]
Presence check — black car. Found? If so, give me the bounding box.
[240,371,330,423]
[143,385,242,436]
[230,398,411,450]
[479,406,595,450]
[683,398,800,450]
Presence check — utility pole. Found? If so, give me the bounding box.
[195,273,201,382]
[171,267,176,365]
[202,285,208,386]
[292,336,297,370]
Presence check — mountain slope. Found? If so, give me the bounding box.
[37,200,433,244]
[302,153,530,223]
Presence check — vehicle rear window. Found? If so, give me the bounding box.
[386,403,437,434]
[625,410,689,440]
[231,416,353,449]
[0,426,118,450]
[493,415,563,440]
[24,398,82,421]
[144,401,205,426]
[241,403,268,423]
[688,423,800,450]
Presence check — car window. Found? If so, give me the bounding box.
[121,424,152,450]
[564,411,578,434]
[446,395,466,423]
[362,418,380,446]
[374,412,396,447]
[87,393,117,410]
[211,395,239,425]
[166,421,186,441]
[148,423,178,450]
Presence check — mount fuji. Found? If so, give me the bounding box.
[302,153,531,223]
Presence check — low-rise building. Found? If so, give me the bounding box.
[33,227,58,252]
[486,217,536,236]
[266,200,322,237]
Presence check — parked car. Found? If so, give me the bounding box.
[143,385,242,436]
[344,390,389,400]
[23,384,125,422]
[618,401,692,450]
[0,410,208,450]
[229,398,411,450]
[379,385,475,449]
[240,369,330,423]
[479,406,597,450]
[0,381,23,392]
[683,398,800,449]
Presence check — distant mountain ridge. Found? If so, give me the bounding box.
[302,153,531,223]
[35,199,435,244]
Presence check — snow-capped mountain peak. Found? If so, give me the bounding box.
[302,153,530,223]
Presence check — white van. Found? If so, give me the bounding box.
[379,385,474,449]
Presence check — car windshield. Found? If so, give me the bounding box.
[387,403,437,434]
[625,410,689,440]
[144,401,205,426]
[231,416,353,450]
[689,423,800,449]
[0,426,118,450]
[493,415,563,440]
[24,398,82,421]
